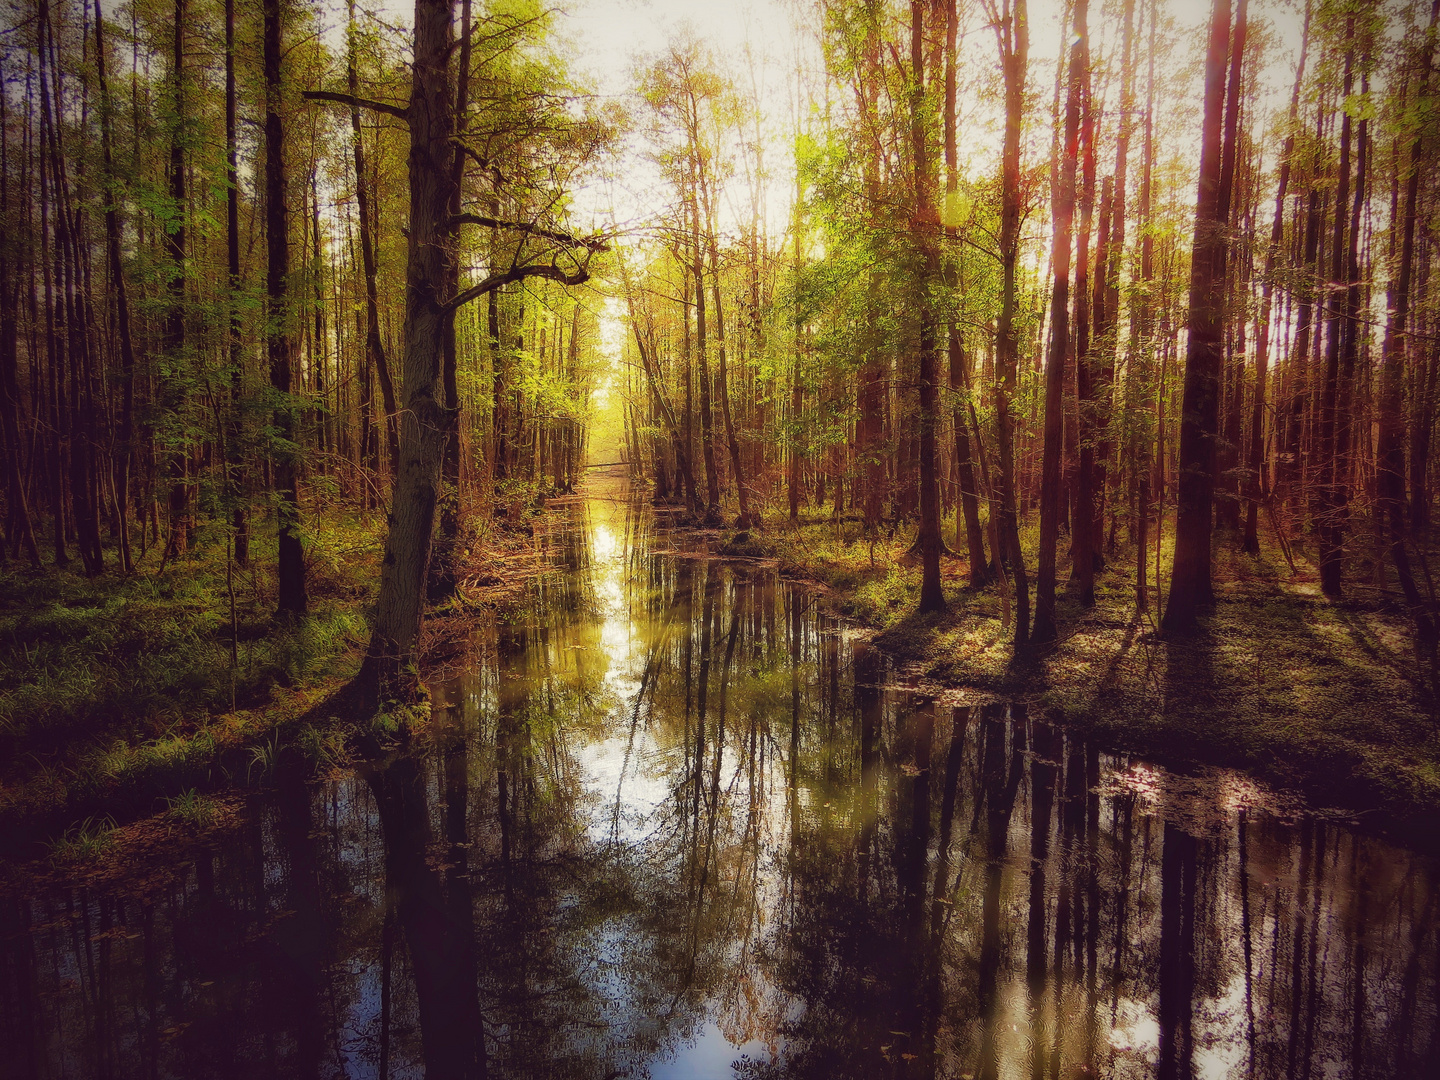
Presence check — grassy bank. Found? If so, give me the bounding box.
[0,508,547,860]
[0,512,381,848]
[732,516,1440,835]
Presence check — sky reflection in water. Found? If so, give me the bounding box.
[2,488,1438,1080]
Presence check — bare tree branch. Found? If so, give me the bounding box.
[444,262,592,313]
[451,212,608,251]
[301,89,408,121]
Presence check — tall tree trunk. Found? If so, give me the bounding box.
[1243,0,1310,554]
[224,0,251,565]
[265,0,307,615]
[163,0,189,559]
[363,0,458,706]
[348,0,399,480]
[1134,0,1158,613]
[1213,0,1249,534]
[94,0,135,573]
[693,192,721,523]
[913,0,944,612]
[1378,0,1440,682]
[709,239,753,529]
[993,0,1031,646]
[1317,23,1354,598]
[1162,0,1232,634]
[1105,0,1136,572]
[0,54,38,567]
[1033,0,1083,644]
[944,0,987,584]
[429,0,474,600]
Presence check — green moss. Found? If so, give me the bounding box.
[0,511,383,837]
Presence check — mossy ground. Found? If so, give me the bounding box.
[739,511,1440,836]
[0,506,547,862]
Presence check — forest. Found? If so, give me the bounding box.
[2,0,1440,1076]
[0,0,1438,873]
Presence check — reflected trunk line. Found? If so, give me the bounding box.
[696,592,741,941]
[609,579,688,848]
[1158,822,1198,1080]
[1239,806,1258,1072]
[1349,834,1368,1076]
[1083,740,1101,1069]
[855,641,882,903]
[976,706,1022,1080]
[1027,720,1059,1080]
[1109,790,1134,1024]
[366,755,486,1080]
[1300,826,1329,1080]
[920,706,969,1075]
[896,696,935,1074]
[688,566,717,906]
[378,899,394,1080]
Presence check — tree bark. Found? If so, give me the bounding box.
[265,0,308,616]
[429,0,474,601]
[1317,23,1354,598]
[1033,0,1083,644]
[95,0,136,573]
[1377,0,1439,679]
[1162,0,1232,634]
[1243,1,1309,554]
[163,0,189,559]
[913,0,944,613]
[945,0,987,585]
[347,0,400,481]
[993,0,1031,646]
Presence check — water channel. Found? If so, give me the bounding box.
[2,479,1437,1079]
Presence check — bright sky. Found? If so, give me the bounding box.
[336,0,1316,247]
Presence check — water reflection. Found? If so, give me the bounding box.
[2,489,1438,1079]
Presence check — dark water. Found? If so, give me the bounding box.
[3,487,1438,1080]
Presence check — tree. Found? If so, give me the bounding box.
[1162,0,1234,635]
[265,0,308,616]
[307,0,601,708]
[986,0,1031,646]
[911,0,944,613]
[1033,0,1084,645]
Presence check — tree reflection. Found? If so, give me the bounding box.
[3,491,1438,1080]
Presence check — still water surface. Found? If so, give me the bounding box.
[2,484,1438,1079]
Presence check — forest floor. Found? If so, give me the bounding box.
[0,506,550,865]
[718,511,1440,845]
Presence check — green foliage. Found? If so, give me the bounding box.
[48,815,117,863]
[165,788,220,827]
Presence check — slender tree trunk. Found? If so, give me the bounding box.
[265,0,307,616]
[0,56,38,566]
[1033,0,1083,644]
[943,0,987,583]
[429,0,474,600]
[1378,0,1440,680]
[94,1,135,573]
[913,0,944,612]
[1317,24,1354,598]
[1213,0,1249,535]
[222,0,250,565]
[709,243,753,529]
[993,0,1031,646]
[348,0,399,480]
[1134,0,1158,613]
[1244,1,1310,554]
[693,192,721,522]
[162,0,189,559]
[1162,0,1232,634]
